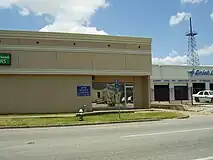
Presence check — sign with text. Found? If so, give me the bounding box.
[77,86,91,96]
[0,53,11,65]
[188,69,213,77]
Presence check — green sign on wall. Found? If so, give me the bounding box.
[0,53,11,65]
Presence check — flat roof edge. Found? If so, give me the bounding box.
[0,30,152,44]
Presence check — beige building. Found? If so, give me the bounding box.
[0,30,152,114]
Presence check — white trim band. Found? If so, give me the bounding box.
[0,69,151,76]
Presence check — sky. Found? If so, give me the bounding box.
[0,0,213,65]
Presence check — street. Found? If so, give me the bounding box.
[1,115,213,160]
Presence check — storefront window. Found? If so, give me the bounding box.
[92,82,134,109]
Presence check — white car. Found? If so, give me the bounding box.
[192,90,213,103]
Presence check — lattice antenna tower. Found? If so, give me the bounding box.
[185,17,200,66]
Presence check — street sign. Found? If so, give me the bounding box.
[115,79,119,89]
[114,79,121,119]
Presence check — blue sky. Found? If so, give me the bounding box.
[0,0,213,65]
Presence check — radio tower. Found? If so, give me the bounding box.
[185,17,200,66]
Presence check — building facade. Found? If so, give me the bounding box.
[0,30,152,114]
[151,65,213,101]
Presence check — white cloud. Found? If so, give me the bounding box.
[152,55,187,65]
[169,50,179,57]
[181,0,208,4]
[152,50,187,65]
[153,44,213,65]
[211,12,213,21]
[0,0,10,8]
[198,45,213,56]
[0,0,109,35]
[169,12,191,26]
[19,7,29,16]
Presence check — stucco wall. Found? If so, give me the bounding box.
[0,30,152,75]
[0,75,92,114]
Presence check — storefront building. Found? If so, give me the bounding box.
[0,30,152,114]
[151,65,213,101]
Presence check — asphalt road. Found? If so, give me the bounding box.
[1,115,213,160]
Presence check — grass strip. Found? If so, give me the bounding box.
[0,111,185,127]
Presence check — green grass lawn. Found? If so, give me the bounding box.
[0,112,185,127]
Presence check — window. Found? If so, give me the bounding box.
[198,92,203,95]
[97,92,101,98]
[209,92,213,95]
[204,92,209,95]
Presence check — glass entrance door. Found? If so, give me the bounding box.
[124,84,134,108]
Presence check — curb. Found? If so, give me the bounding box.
[176,115,190,119]
[0,116,189,130]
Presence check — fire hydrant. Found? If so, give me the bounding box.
[76,108,84,121]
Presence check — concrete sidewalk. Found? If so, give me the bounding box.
[2,106,209,119]
[0,114,76,119]
[0,109,159,119]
